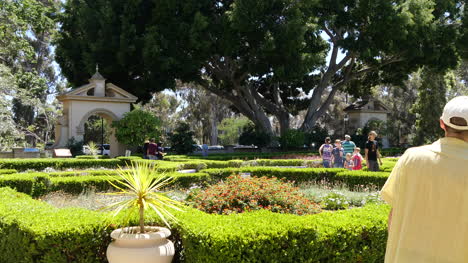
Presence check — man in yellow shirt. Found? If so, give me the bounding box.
[381,96,468,263]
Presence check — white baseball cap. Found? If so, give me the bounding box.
[441,96,468,130]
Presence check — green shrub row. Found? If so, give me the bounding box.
[0,172,211,196]
[0,158,124,171]
[1,164,392,195]
[175,204,389,262]
[0,187,389,263]
[0,156,396,174]
[0,169,17,174]
[0,187,112,263]
[167,148,405,161]
[75,155,111,159]
[0,158,181,173]
[166,151,319,161]
[0,167,390,195]
[47,170,118,177]
[202,167,390,190]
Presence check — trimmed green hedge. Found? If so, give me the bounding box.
[0,169,17,175]
[203,167,346,183]
[0,168,389,195]
[0,171,211,196]
[175,204,389,262]
[75,155,111,159]
[0,187,112,263]
[49,176,119,194]
[0,173,50,197]
[0,157,396,173]
[0,158,123,171]
[47,170,118,177]
[184,151,320,161]
[202,167,390,190]
[0,187,389,263]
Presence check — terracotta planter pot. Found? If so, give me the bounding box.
[107,226,175,263]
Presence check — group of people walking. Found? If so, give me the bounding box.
[318,131,383,172]
[142,138,165,160]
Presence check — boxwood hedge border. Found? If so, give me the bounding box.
[0,187,389,263]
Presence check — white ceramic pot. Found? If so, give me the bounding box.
[107,226,175,263]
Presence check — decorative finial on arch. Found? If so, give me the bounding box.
[90,63,106,81]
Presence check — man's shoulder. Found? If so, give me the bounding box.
[398,145,437,164]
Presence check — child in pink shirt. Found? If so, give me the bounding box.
[352,147,363,170]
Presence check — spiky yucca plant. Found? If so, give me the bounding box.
[87,141,99,156]
[105,162,184,233]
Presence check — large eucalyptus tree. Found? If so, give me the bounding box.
[56,0,466,135]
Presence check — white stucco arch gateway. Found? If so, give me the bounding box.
[53,70,138,157]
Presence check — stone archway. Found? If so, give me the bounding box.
[77,109,121,157]
[53,70,137,157]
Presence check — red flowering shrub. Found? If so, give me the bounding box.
[186,175,321,215]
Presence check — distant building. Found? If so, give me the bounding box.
[344,96,390,148]
[53,69,137,157]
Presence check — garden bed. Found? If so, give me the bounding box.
[0,187,389,263]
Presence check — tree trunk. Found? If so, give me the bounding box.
[277,112,290,137]
[200,81,275,137]
[210,106,218,145]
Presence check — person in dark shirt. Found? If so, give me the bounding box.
[156,142,164,160]
[142,140,149,159]
[365,131,383,171]
[331,139,344,168]
[147,138,158,160]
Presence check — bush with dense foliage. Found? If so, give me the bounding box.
[66,137,83,156]
[168,122,196,154]
[111,109,161,147]
[187,175,321,215]
[0,187,389,263]
[278,129,306,149]
[238,124,271,147]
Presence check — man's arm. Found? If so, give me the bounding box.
[377,148,383,165]
[318,145,323,158]
[365,148,369,166]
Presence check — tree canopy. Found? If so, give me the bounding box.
[111,109,161,147]
[0,0,60,148]
[56,0,467,136]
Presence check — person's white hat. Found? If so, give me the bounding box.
[344,134,351,138]
[441,96,468,130]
